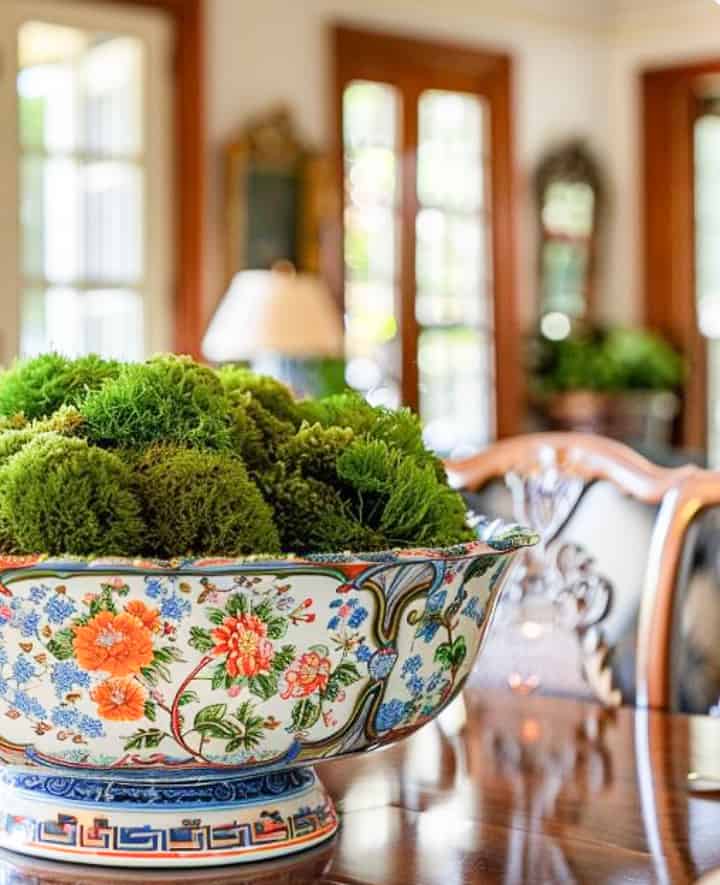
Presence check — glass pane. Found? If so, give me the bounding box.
[415,208,487,325]
[342,81,400,399]
[21,287,143,361]
[343,81,398,150]
[85,162,143,283]
[82,37,143,157]
[345,146,397,209]
[418,90,485,211]
[418,327,492,457]
[17,21,147,360]
[345,206,396,284]
[21,155,82,282]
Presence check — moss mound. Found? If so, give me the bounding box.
[135,445,280,557]
[0,353,472,557]
[0,435,145,556]
[0,353,119,420]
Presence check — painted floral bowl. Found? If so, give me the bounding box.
[0,522,536,867]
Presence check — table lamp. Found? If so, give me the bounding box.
[202,264,345,392]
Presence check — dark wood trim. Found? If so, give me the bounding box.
[642,59,720,450]
[332,24,521,437]
[83,0,205,358]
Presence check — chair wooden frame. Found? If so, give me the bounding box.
[446,432,720,710]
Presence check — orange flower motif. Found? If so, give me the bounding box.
[124,599,161,633]
[211,613,274,678]
[73,611,154,677]
[280,651,331,699]
[91,677,146,721]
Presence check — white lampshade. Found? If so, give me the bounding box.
[202,268,344,363]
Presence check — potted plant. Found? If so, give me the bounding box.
[0,353,535,867]
[529,326,684,446]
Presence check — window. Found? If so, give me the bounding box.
[335,27,519,457]
[0,0,174,364]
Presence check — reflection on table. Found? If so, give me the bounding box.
[2,688,720,884]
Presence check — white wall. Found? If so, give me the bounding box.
[204,0,720,330]
[204,0,609,328]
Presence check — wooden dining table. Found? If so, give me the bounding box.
[2,686,720,884]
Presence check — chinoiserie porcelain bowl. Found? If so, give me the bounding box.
[0,521,536,868]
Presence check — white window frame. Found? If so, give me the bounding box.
[0,0,173,364]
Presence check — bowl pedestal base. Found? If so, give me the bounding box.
[0,765,338,867]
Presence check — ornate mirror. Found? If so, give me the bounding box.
[535,140,603,326]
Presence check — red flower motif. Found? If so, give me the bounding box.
[281,651,331,699]
[211,613,274,678]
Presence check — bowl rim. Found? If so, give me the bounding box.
[0,522,538,576]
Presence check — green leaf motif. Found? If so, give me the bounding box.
[46,628,75,660]
[143,700,157,722]
[207,608,226,626]
[210,661,232,690]
[226,593,249,617]
[271,644,296,673]
[195,720,237,740]
[288,698,320,733]
[88,587,117,617]
[252,599,273,621]
[123,728,168,751]
[450,635,467,668]
[189,626,215,653]
[433,642,453,671]
[178,689,200,707]
[249,671,278,701]
[194,703,227,727]
[266,617,287,640]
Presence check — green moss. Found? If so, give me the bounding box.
[305,391,445,478]
[0,435,145,556]
[81,354,234,450]
[279,423,355,482]
[135,445,280,557]
[259,465,379,554]
[229,392,295,473]
[336,439,472,548]
[0,353,120,420]
[218,366,300,426]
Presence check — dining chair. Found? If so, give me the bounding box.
[446,432,720,711]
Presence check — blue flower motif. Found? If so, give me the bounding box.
[0,646,7,666]
[329,599,343,609]
[407,674,424,697]
[461,596,483,625]
[29,585,48,603]
[51,706,79,728]
[12,655,35,684]
[78,715,105,738]
[44,594,76,625]
[327,615,341,631]
[401,654,423,678]
[346,598,358,609]
[426,671,445,693]
[16,610,40,637]
[0,678,8,697]
[368,647,398,680]
[51,661,90,698]
[348,607,368,629]
[417,620,441,643]
[375,699,407,732]
[144,577,165,599]
[12,691,46,720]
[160,594,190,621]
[426,589,447,614]
[355,644,372,663]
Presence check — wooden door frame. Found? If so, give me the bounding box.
[81,0,205,358]
[332,25,521,439]
[642,59,720,451]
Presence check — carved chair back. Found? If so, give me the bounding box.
[446,433,720,711]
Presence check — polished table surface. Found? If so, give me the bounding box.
[2,687,720,884]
